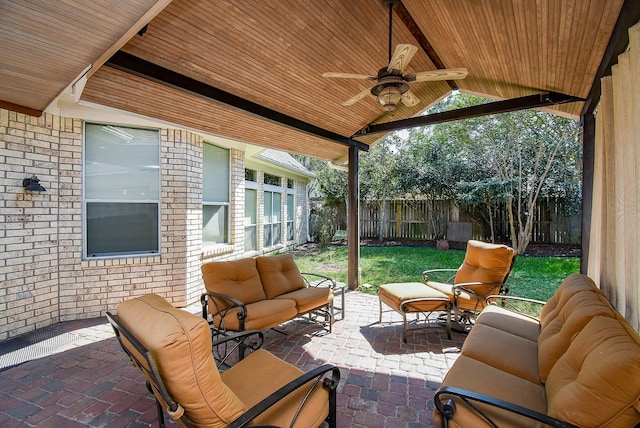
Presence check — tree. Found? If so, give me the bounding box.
[395,93,581,253]
[360,137,403,240]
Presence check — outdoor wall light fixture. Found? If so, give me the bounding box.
[23,175,46,192]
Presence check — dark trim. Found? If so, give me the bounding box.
[347,146,360,291]
[580,113,595,274]
[582,0,640,117]
[395,2,458,90]
[105,51,369,152]
[0,100,43,117]
[354,92,583,136]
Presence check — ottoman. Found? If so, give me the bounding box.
[378,282,452,342]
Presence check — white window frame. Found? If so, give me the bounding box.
[244,181,258,252]
[286,185,295,242]
[263,182,283,248]
[82,122,161,259]
[202,143,231,246]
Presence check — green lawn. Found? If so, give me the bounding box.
[294,245,580,301]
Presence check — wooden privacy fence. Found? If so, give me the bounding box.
[331,198,581,244]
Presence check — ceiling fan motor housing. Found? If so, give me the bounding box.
[371,68,409,96]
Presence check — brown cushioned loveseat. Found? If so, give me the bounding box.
[201,253,335,335]
[434,273,640,428]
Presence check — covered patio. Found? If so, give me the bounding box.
[2,2,639,316]
[2,3,640,422]
[0,291,465,427]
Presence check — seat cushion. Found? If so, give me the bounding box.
[276,287,333,313]
[202,258,266,312]
[212,299,298,331]
[436,355,547,428]
[379,282,451,313]
[256,254,306,299]
[545,315,640,428]
[222,349,330,427]
[460,323,541,385]
[117,294,247,428]
[474,305,541,342]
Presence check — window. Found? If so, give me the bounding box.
[263,174,282,247]
[203,143,230,244]
[84,123,160,258]
[283,178,297,242]
[245,171,258,252]
[245,188,257,251]
[287,185,295,241]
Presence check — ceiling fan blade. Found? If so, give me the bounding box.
[387,44,418,73]
[342,87,373,106]
[406,68,469,82]
[323,72,376,81]
[401,90,420,107]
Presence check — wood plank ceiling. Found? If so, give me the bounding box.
[0,0,625,162]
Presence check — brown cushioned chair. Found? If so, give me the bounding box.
[423,240,516,330]
[107,294,340,428]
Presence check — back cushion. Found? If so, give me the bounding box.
[117,294,247,428]
[454,240,515,295]
[537,289,617,382]
[539,274,600,327]
[201,258,266,312]
[256,254,306,299]
[545,316,640,428]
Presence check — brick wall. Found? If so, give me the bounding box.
[0,108,313,340]
[0,110,63,339]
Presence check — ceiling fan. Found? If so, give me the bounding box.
[323,0,468,111]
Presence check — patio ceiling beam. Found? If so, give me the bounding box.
[395,1,458,91]
[353,92,583,136]
[105,51,369,152]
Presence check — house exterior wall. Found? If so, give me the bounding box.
[0,109,312,340]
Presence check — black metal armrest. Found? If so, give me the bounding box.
[228,364,341,428]
[485,294,547,319]
[201,291,249,321]
[486,294,546,306]
[211,330,264,369]
[301,272,337,289]
[422,268,458,283]
[435,386,579,428]
[451,281,504,296]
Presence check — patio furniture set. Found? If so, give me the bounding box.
[106,241,640,427]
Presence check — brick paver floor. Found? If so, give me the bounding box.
[0,291,466,427]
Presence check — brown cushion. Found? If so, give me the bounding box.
[537,288,616,382]
[539,273,601,327]
[276,287,334,313]
[117,294,247,428]
[545,315,640,427]
[436,355,547,428]
[454,240,515,296]
[379,282,451,313]
[474,305,541,342]
[222,349,330,427]
[212,299,298,331]
[202,258,266,313]
[460,323,541,384]
[256,254,306,299]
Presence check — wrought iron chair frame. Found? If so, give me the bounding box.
[107,312,340,428]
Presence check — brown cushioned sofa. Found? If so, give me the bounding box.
[201,253,335,335]
[434,273,640,428]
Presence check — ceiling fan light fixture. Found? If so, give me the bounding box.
[377,85,402,111]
